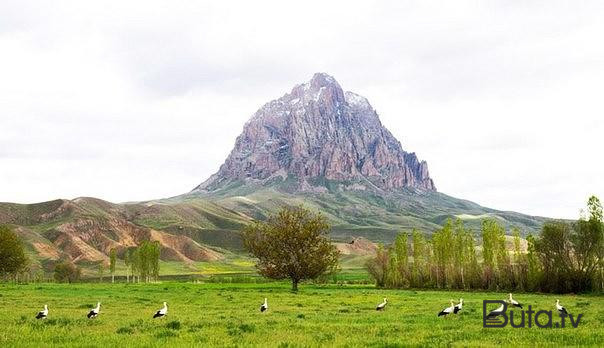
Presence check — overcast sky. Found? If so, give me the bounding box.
[1,1,603,219]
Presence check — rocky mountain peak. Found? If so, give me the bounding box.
[310,72,340,89]
[194,73,436,193]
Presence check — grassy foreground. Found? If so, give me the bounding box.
[0,282,603,347]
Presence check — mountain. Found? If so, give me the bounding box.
[187,73,546,238]
[0,73,548,271]
[194,73,435,194]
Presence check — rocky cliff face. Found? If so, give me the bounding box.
[194,73,435,193]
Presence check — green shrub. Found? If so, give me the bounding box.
[165,320,181,330]
[116,327,134,335]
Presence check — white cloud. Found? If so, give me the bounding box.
[1,0,603,219]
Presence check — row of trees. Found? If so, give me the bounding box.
[366,196,604,293]
[123,241,162,283]
[54,240,162,284]
[93,241,162,283]
[54,241,162,284]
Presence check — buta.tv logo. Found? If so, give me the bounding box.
[483,300,583,328]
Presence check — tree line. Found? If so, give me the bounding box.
[366,196,604,293]
[54,241,162,283]
[123,240,161,283]
[61,240,162,283]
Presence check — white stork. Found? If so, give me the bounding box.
[453,298,463,314]
[376,298,388,311]
[507,293,523,309]
[556,299,569,316]
[87,302,101,319]
[35,305,48,319]
[486,302,506,318]
[153,302,168,318]
[260,298,268,312]
[438,300,455,317]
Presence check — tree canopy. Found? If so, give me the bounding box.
[536,195,603,292]
[53,260,81,283]
[125,241,161,283]
[0,225,28,278]
[110,248,117,283]
[243,206,340,291]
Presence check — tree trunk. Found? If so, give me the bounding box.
[112,274,115,284]
[292,279,299,292]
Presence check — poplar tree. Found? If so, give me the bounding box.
[394,232,409,285]
[465,231,482,288]
[481,219,505,288]
[151,241,161,281]
[129,248,140,283]
[512,228,526,290]
[495,224,511,288]
[426,241,436,286]
[432,220,454,288]
[526,234,541,290]
[453,219,474,288]
[124,250,131,283]
[581,196,603,291]
[366,244,389,287]
[512,228,522,263]
[386,250,400,287]
[411,230,426,287]
[139,241,150,282]
[109,248,117,283]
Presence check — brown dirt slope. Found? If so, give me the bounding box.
[0,197,227,267]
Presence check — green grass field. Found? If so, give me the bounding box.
[1,282,603,347]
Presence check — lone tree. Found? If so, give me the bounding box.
[243,206,340,291]
[0,225,28,280]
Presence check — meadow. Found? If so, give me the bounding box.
[1,281,603,347]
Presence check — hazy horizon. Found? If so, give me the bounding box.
[2,1,603,219]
